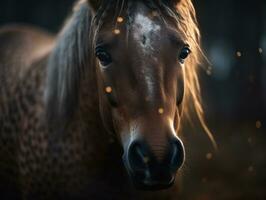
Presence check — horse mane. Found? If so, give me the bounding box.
[45,0,92,129]
[173,0,217,149]
[44,0,217,149]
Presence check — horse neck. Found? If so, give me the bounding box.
[79,68,101,126]
[71,70,124,168]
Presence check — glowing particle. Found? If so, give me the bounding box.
[201,177,207,183]
[236,51,242,57]
[117,17,124,23]
[206,153,213,160]
[206,70,212,75]
[105,86,112,94]
[151,11,159,18]
[258,48,263,54]
[256,120,262,129]
[158,108,164,114]
[143,157,149,164]
[248,166,254,172]
[145,96,150,102]
[249,75,254,83]
[109,138,115,144]
[113,29,121,35]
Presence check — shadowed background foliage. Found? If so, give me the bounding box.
[0,0,265,199]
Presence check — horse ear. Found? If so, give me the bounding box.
[162,0,182,7]
[87,0,102,12]
[174,0,186,5]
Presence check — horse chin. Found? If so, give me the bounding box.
[130,173,176,191]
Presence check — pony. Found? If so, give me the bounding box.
[0,0,216,199]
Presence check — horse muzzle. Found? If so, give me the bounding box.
[123,136,185,190]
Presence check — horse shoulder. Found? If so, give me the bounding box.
[0,24,55,80]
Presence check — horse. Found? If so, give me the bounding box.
[0,0,216,199]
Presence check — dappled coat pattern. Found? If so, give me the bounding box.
[0,0,211,199]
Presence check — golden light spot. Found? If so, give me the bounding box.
[105,86,112,94]
[117,16,124,23]
[143,157,149,164]
[258,48,263,54]
[249,75,254,83]
[145,96,150,102]
[151,11,159,17]
[201,177,207,183]
[236,51,242,57]
[109,138,115,144]
[113,29,121,35]
[206,153,213,160]
[248,166,254,172]
[256,120,262,129]
[158,108,164,114]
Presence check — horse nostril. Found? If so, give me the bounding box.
[169,138,185,171]
[128,141,149,173]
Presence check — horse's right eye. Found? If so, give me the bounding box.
[179,46,191,64]
[95,49,112,66]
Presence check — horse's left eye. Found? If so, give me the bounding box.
[179,47,191,64]
[96,49,112,66]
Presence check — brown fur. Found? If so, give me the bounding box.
[0,0,214,199]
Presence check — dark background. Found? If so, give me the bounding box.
[0,0,265,199]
